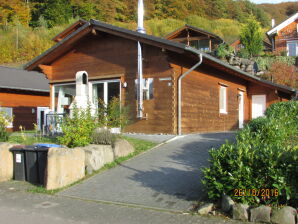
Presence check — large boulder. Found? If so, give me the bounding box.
[271,206,297,224]
[232,203,249,221]
[46,147,85,190]
[250,205,271,223]
[113,139,134,159]
[0,143,15,182]
[80,144,114,174]
[221,195,234,213]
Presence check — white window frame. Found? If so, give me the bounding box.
[219,85,227,114]
[287,40,298,56]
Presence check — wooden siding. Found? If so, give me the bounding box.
[275,19,298,53]
[0,90,50,131]
[170,59,249,134]
[50,34,175,134]
[13,107,37,131]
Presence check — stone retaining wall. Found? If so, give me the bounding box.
[46,147,85,190]
[0,143,15,182]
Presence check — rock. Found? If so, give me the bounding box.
[240,58,252,65]
[271,206,297,224]
[234,66,241,70]
[81,144,114,173]
[245,64,253,72]
[113,139,134,159]
[221,195,234,212]
[197,203,213,215]
[46,147,85,190]
[0,143,15,182]
[250,205,271,223]
[232,203,249,221]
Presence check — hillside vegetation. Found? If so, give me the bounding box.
[258,2,298,25]
[0,0,294,67]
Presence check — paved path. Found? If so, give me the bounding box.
[60,132,236,212]
[0,181,243,224]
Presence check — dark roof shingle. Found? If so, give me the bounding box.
[0,66,49,92]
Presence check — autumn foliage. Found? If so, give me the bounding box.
[263,62,298,89]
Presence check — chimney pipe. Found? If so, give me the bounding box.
[272,18,275,28]
[137,0,145,118]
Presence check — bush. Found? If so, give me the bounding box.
[215,43,233,59]
[202,101,298,206]
[97,97,129,129]
[58,104,96,148]
[91,129,118,145]
[0,111,12,142]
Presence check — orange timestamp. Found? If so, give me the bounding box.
[234,189,279,197]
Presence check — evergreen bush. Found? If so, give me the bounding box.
[202,101,298,206]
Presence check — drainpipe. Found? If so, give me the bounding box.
[137,0,145,118]
[178,53,203,135]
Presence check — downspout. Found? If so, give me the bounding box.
[178,52,203,135]
[137,0,145,118]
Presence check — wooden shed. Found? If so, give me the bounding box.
[24,20,296,135]
[165,24,224,52]
[0,67,50,131]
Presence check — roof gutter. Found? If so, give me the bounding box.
[178,50,203,135]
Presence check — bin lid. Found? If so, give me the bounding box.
[9,145,26,152]
[34,143,62,148]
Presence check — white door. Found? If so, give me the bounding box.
[252,95,266,119]
[238,91,244,128]
[37,107,50,131]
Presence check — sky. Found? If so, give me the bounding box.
[251,0,298,3]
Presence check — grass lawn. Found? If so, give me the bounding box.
[8,135,59,145]
[28,136,158,194]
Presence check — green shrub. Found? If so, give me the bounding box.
[0,111,12,142]
[202,101,298,206]
[97,97,129,129]
[91,129,118,145]
[58,104,96,148]
[215,43,233,59]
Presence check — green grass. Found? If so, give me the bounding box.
[8,135,59,145]
[28,136,158,194]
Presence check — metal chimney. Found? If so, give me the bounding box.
[137,0,145,118]
[137,0,146,33]
[272,19,275,28]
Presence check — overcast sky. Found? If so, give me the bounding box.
[251,0,298,4]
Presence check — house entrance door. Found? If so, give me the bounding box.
[37,107,50,131]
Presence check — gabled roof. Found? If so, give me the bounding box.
[52,19,88,42]
[267,12,298,36]
[164,24,224,42]
[0,66,49,92]
[24,19,296,95]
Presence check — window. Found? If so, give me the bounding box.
[219,85,227,114]
[135,78,154,100]
[287,41,298,56]
[190,39,210,52]
[0,107,13,127]
[54,84,76,114]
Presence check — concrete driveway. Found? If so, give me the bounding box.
[59,132,235,212]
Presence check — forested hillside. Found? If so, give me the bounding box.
[258,2,298,25]
[0,0,290,67]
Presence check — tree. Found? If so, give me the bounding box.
[240,17,264,57]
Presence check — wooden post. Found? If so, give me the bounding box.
[209,39,212,52]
